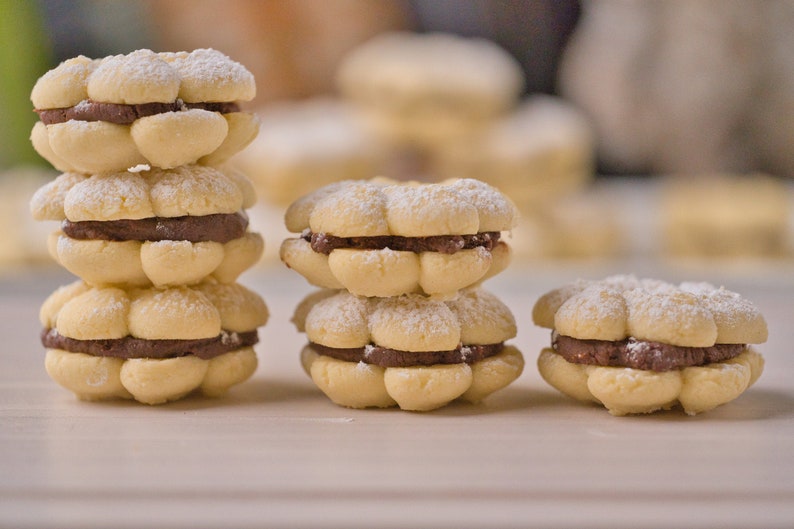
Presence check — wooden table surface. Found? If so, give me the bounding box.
[1,258,793,529]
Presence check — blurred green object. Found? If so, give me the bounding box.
[0,0,53,170]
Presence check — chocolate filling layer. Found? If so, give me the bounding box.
[36,100,240,125]
[62,212,248,243]
[552,333,745,372]
[42,328,258,360]
[304,231,501,255]
[309,342,504,367]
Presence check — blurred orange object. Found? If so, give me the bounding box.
[145,0,414,106]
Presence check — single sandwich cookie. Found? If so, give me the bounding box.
[532,275,767,415]
[40,279,268,404]
[30,165,262,287]
[336,31,524,149]
[293,288,524,411]
[280,177,518,298]
[31,48,258,173]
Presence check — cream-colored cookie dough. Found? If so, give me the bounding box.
[45,346,257,404]
[31,165,252,222]
[31,48,257,172]
[537,348,764,415]
[303,344,524,411]
[233,98,384,206]
[41,280,268,341]
[533,274,768,346]
[533,275,768,415]
[431,95,595,209]
[40,280,266,404]
[294,288,523,411]
[281,177,517,297]
[336,31,524,148]
[297,288,517,351]
[49,230,263,287]
[661,173,790,257]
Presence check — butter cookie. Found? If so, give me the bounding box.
[533,275,767,415]
[294,288,524,411]
[40,280,268,404]
[280,177,517,298]
[31,48,257,172]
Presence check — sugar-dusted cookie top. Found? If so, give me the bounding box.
[294,287,516,352]
[285,177,518,237]
[532,274,768,347]
[32,48,255,109]
[40,279,268,341]
[30,165,256,222]
[336,32,524,110]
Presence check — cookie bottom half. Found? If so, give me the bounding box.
[45,346,257,405]
[537,347,764,416]
[300,344,524,411]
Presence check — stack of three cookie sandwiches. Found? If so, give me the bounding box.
[29,49,269,404]
[280,177,525,411]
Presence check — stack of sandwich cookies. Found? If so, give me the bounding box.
[532,275,767,415]
[282,177,524,411]
[29,49,268,404]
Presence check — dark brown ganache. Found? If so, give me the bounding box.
[551,333,745,372]
[309,342,504,368]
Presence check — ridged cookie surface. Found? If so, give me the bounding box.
[40,280,268,404]
[31,165,256,221]
[31,49,258,172]
[537,347,764,416]
[301,344,524,411]
[532,274,767,346]
[281,177,517,297]
[294,288,517,351]
[293,288,523,411]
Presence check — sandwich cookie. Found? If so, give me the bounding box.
[31,48,258,173]
[294,288,524,411]
[280,177,518,298]
[532,275,767,415]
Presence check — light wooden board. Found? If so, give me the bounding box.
[1,261,793,529]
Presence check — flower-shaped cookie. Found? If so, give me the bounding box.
[280,177,518,298]
[532,275,767,415]
[336,32,524,147]
[41,280,268,404]
[30,165,262,287]
[293,288,524,411]
[31,48,258,173]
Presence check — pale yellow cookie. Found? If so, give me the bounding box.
[295,288,523,411]
[431,95,596,209]
[50,231,263,288]
[40,280,267,404]
[336,31,524,148]
[281,177,518,297]
[537,347,764,416]
[533,275,768,415]
[32,48,257,172]
[31,165,250,222]
[233,98,384,206]
[661,173,790,257]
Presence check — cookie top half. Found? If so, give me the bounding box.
[32,48,255,109]
[532,275,768,347]
[336,32,524,110]
[285,177,518,237]
[294,287,516,352]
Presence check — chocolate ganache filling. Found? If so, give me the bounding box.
[309,342,504,367]
[62,211,248,243]
[552,333,745,372]
[36,100,240,126]
[304,231,501,255]
[42,328,258,360]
